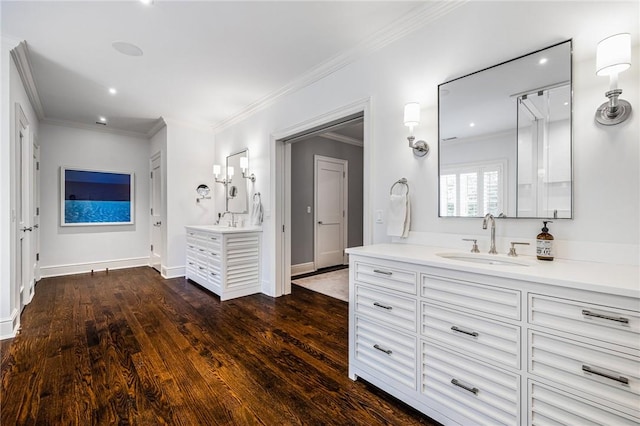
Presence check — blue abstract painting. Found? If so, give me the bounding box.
[62,168,134,226]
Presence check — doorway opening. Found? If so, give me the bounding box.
[284,114,364,301]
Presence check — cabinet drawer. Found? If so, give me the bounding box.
[529,294,639,350]
[529,380,639,426]
[354,316,416,390]
[422,274,520,320]
[422,302,520,369]
[422,340,520,426]
[355,285,417,332]
[529,331,640,416]
[354,261,417,295]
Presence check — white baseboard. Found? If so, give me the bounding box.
[162,265,185,279]
[291,262,315,276]
[40,257,150,278]
[0,309,19,340]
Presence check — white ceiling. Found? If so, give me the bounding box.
[1,1,422,135]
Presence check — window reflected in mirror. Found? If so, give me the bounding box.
[438,40,572,219]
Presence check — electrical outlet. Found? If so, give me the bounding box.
[375,210,384,224]
[306,206,311,214]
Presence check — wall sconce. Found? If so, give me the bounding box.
[213,164,233,185]
[595,33,632,125]
[404,102,429,157]
[240,156,256,182]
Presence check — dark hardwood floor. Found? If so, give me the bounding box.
[1,267,438,425]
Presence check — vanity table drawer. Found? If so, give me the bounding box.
[422,340,520,426]
[354,261,417,295]
[529,294,640,350]
[422,274,520,320]
[529,330,640,415]
[422,302,520,369]
[530,380,640,426]
[355,285,417,332]
[354,316,417,390]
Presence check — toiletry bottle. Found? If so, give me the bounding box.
[536,221,554,261]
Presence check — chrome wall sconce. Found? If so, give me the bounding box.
[404,102,429,157]
[240,156,256,182]
[213,164,233,185]
[595,33,632,125]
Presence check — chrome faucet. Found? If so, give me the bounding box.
[221,211,236,227]
[482,213,497,254]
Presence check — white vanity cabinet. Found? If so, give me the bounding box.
[185,226,261,301]
[347,244,640,426]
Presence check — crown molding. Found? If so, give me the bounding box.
[319,131,363,147]
[146,117,167,138]
[10,41,45,120]
[162,116,214,134]
[213,1,468,133]
[41,117,151,139]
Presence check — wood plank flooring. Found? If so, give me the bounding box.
[1,267,439,425]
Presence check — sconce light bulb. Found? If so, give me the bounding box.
[213,164,221,177]
[227,166,234,177]
[240,156,248,171]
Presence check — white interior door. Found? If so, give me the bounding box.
[30,142,40,297]
[16,108,30,312]
[314,155,347,269]
[150,154,163,272]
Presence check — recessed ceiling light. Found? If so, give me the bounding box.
[140,0,154,4]
[112,41,143,57]
[469,122,475,127]
[539,58,548,65]
[564,101,569,106]
[99,116,107,122]
[109,88,117,95]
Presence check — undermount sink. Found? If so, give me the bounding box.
[437,252,531,267]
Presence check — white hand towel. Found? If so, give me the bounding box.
[387,194,408,237]
[250,194,263,226]
[402,195,410,238]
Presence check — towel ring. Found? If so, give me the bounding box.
[390,178,409,196]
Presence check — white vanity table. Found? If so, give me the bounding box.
[185,225,261,301]
[347,244,639,426]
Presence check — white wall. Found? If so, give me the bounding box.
[39,123,150,276]
[213,1,640,297]
[163,120,216,277]
[0,39,40,337]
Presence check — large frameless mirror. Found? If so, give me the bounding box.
[438,40,572,219]
[225,149,249,213]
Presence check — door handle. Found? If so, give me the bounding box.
[154,221,162,227]
[33,224,39,229]
[318,221,323,224]
[20,227,33,232]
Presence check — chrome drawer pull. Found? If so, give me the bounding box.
[188,262,195,266]
[451,378,479,395]
[582,365,629,385]
[581,310,629,324]
[210,272,217,276]
[373,344,392,355]
[373,302,392,310]
[211,252,217,256]
[198,266,205,270]
[451,326,479,338]
[373,269,392,276]
[210,237,217,240]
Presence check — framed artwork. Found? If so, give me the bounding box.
[61,167,134,226]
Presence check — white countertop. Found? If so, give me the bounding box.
[347,244,640,298]
[186,225,262,234]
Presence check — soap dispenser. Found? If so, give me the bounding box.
[536,221,554,261]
